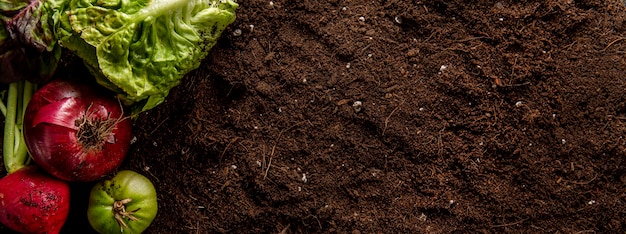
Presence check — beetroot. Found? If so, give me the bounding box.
[0,166,70,234]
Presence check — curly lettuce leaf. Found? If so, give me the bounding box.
[6,0,57,52]
[0,0,61,84]
[0,0,29,16]
[58,0,238,113]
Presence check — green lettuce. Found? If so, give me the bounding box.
[55,0,238,113]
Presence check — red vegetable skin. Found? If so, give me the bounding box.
[23,79,132,181]
[0,166,70,234]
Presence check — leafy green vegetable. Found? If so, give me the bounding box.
[7,0,57,52]
[0,0,61,84]
[56,0,238,113]
[0,0,29,16]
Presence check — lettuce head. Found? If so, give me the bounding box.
[55,0,238,113]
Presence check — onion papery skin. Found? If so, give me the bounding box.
[23,79,132,182]
[0,166,70,234]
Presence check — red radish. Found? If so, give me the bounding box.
[0,166,70,234]
[23,79,132,181]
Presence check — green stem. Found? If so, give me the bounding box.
[3,80,34,174]
[4,82,19,173]
[16,81,24,128]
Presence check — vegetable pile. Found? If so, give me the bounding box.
[0,0,237,232]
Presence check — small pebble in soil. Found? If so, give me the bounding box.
[352,101,363,112]
[418,213,427,221]
[439,65,448,73]
[394,16,402,24]
[232,29,242,36]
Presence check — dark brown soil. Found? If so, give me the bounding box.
[2,0,626,233]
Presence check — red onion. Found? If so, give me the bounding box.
[23,79,132,181]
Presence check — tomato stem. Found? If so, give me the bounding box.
[113,198,141,232]
[2,80,34,174]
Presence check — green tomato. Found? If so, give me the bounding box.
[87,170,158,234]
